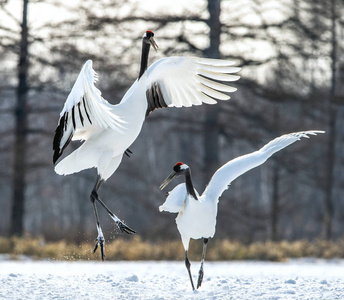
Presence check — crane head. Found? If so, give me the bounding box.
[143,30,159,52]
[159,162,189,190]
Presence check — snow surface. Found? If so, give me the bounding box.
[0,257,343,299]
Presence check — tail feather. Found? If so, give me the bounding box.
[54,148,96,175]
[54,146,123,181]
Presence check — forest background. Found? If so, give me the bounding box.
[0,0,343,255]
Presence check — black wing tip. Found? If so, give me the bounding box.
[53,99,91,164]
[52,115,65,164]
[53,130,73,165]
[53,151,60,165]
[52,112,73,165]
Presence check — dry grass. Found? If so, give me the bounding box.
[0,236,343,261]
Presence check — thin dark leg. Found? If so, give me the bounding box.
[92,176,135,234]
[90,177,105,260]
[91,198,105,260]
[185,250,195,291]
[197,238,209,289]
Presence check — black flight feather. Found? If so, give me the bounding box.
[145,82,168,117]
[83,97,92,124]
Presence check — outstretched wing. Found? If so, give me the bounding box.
[53,60,124,164]
[145,57,240,116]
[202,130,325,202]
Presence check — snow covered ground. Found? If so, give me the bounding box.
[0,257,343,299]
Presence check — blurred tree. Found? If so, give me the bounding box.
[202,0,221,184]
[0,0,342,243]
[323,0,338,240]
[10,0,29,236]
[217,0,343,241]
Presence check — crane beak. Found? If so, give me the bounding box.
[149,37,159,52]
[159,170,177,190]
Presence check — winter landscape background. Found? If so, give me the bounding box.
[1,0,343,245]
[1,0,343,298]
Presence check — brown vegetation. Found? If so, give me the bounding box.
[1,236,343,262]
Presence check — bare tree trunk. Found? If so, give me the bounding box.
[10,0,29,236]
[203,0,221,182]
[323,0,337,240]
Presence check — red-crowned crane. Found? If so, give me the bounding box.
[159,130,324,290]
[53,31,241,260]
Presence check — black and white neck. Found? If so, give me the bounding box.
[184,168,198,200]
[174,163,198,200]
[138,31,155,79]
[160,162,198,200]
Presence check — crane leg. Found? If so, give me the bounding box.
[90,176,136,260]
[90,194,105,260]
[197,238,208,289]
[185,250,195,291]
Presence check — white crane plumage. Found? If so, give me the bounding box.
[159,130,324,290]
[53,31,241,260]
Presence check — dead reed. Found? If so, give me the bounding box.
[0,236,343,261]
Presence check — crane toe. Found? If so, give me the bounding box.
[116,221,136,234]
[93,235,105,261]
[197,267,204,289]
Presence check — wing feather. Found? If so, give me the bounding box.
[197,69,240,82]
[145,57,240,116]
[196,75,238,93]
[196,82,231,100]
[196,58,237,66]
[77,102,84,126]
[53,60,124,164]
[195,64,241,74]
[202,130,325,202]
